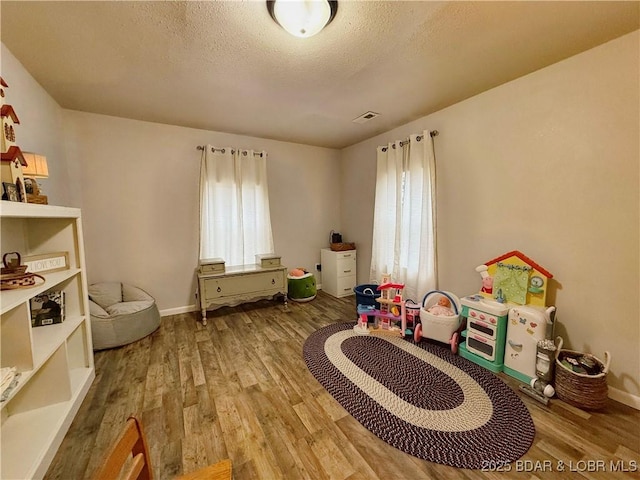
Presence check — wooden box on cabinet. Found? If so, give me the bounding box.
[199,257,225,274]
[0,202,94,480]
[320,248,356,298]
[255,253,281,268]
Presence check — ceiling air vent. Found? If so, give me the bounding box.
[352,111,380,124]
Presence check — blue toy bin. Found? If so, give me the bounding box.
[354,284,379,320]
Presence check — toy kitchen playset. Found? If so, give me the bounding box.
[459,251,556,391]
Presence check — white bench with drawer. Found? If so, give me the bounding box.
[197,264,287,325]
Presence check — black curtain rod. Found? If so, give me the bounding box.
[197,130,438,155]
[382,130,439,151]
[197,146,264,157]
[400,130,439,147]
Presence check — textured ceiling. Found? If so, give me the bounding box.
[1,1,638,149]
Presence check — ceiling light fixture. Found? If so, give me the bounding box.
[267,0,338,38]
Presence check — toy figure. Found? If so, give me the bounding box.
[475,264,493,294]
[289,267,307,277]
[426,296,455,316]
[482,276,493,293]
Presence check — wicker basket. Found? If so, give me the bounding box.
[554,337,610,410]
[26,193,48,205]
[1,252,28,275]
[330,242,355,251]
[0,272,45,290]
[0,265,28,275]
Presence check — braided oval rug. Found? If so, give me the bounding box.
[303,322,535,469]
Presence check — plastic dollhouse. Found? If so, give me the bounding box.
[354,274,406,336]
[1,77,28,202]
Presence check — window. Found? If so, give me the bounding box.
[199,146,274,265]
[370,132,437,300]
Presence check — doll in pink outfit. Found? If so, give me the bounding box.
[427,296,455,316]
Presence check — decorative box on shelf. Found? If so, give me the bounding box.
[199,257,225,274]
[330,242,355,252]
[26,193,48,204]
[255,253,281,268]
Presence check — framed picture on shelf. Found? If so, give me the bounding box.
[2,182,18,201]
[30,291,65,327]
[23,252,70,274]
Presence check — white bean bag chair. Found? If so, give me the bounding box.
[89,282,161,350]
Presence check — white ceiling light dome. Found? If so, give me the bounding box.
[267,0,338,38]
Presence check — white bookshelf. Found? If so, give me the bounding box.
[0,202,95,480]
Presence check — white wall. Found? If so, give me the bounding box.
[0,44,77,206]
[341,31,639,400]
[62,111,342,313]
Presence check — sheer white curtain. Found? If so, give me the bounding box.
[199,146,274,265]
[369,131,437,301]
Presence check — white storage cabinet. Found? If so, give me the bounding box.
[0,202,95,480]
[320,248,356,298]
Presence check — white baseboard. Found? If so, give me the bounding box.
[159,304,198,317]
[608,386,640,410]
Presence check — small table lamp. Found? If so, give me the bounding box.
[22,152,49,204]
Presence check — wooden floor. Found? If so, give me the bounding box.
[45,292,639,480]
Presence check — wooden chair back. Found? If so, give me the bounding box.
[94,415,232,480]
[93,416,153,480]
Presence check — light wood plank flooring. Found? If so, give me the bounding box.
[45,292,639,480]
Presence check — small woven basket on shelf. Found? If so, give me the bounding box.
[330,242,356,251]
[554,337,610,410]
[26,193,48,205]
[1,252,27,275]
[0,272,45,290]
[0,264,28,275]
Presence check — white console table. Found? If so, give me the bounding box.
[197,264,288,325]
